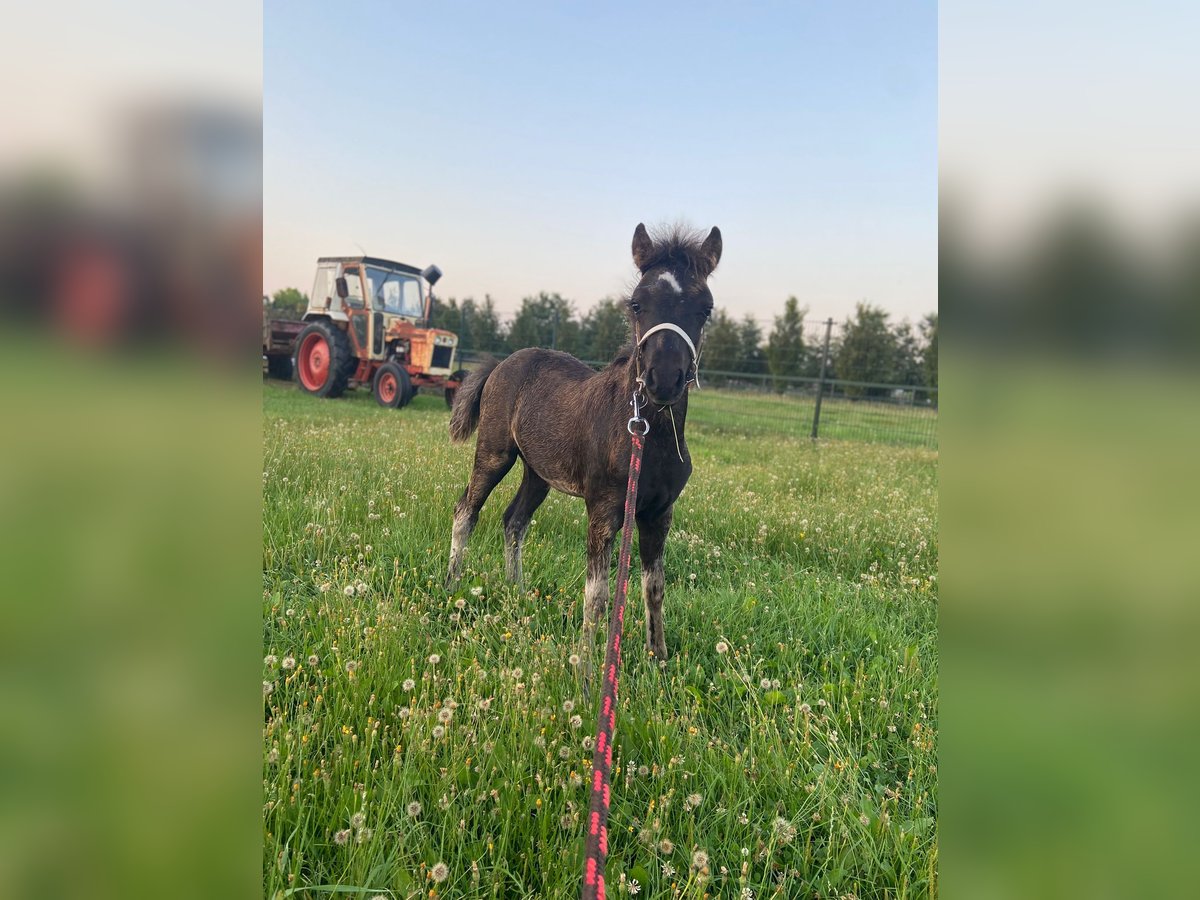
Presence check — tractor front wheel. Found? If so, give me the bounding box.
[294,321,354,398]
[445,369,468,409]
[374,361,413,409]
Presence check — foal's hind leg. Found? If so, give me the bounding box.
[502,463,550,586]
[446,443,517,586]
[637,506,673,662]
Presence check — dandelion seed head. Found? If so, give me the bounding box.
[431,861,449,882]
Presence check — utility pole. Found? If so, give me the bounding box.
[811,317,834,440]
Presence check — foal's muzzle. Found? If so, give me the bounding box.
[643,365,686,405]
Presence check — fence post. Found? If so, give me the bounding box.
[811,317,834,440]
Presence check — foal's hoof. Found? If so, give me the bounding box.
[648,644,669,664]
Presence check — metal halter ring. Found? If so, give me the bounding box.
[627,384,650,435]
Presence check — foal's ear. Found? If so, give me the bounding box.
[632,222,654,272]
[700,226,723,276]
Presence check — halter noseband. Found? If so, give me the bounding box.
[635,321,702,390]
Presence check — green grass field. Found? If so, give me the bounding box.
[263,381,939,899]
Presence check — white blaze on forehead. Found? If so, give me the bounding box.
[657,271,682,294]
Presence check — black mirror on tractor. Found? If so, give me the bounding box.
[421,264,443,287]
[335,276,349,299]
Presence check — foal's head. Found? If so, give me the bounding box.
[628,223,722,405]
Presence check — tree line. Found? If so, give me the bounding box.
[270,287,937,393]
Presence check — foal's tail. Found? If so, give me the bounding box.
[449,357,500,443]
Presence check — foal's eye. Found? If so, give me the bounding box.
[630,301,641,314]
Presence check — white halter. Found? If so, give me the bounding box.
[636,322,702,390]
[637,322,697,363]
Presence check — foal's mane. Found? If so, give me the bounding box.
[634,223,717,280]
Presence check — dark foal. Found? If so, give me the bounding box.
[446,223,721,661]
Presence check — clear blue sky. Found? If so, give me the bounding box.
[265,1,936,327]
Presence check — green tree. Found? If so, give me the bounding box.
[921,312,938,402]
[699,308,741,384]
[891,320,924,386]
[737,315,766,375]
[472,295,507,354]
[507,293,581,355]
[270,287,308,318]
[766,296,807,393]
[581,297,629,362]
[834,302,898,397]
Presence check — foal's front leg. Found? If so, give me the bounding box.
[580,501,620,689]
[637,507,672,662]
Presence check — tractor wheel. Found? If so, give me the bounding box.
[294,321,354,398]
[444,369,468,409]
[266,354,293,381]
[373,362,413,409]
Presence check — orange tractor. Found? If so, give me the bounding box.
[289,255,464,408]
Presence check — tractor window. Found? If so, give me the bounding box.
[311,266,335,310]
[342,269,366,308]
[366,266,424,318]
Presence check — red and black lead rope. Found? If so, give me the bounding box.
[581,413,646,900]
